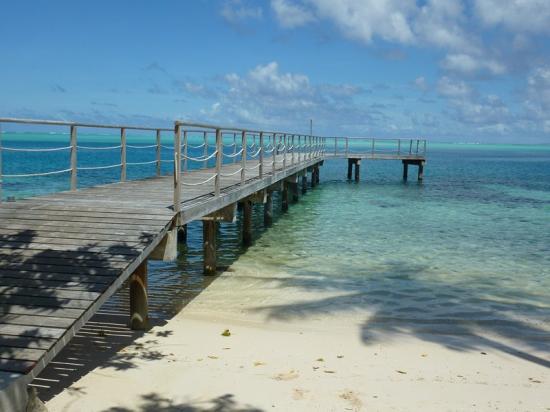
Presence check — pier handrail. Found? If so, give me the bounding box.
[172,121,326,211]
[325,136,427,158]
[0,117,174,202]
[1,117,425,206]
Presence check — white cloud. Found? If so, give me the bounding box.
[474,0,550,33]
[437,76,472,99]
[194,62,385,133]
[442,53,506,76]
[309,0,416,43]
[523,66,550,129]
[268,0,550,80]
[414,76,428,91]
[271,0,315,29]
[220,0,263,24]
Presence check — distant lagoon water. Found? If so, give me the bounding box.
[1,132,549,347]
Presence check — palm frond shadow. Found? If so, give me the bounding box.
[249,261,550,368]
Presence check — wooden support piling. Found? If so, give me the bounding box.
[282,183,289,212]
[178,224,187,244]
[403,161,409,182]
[242,200,253,246]
[290,181,299,202]
[354,159,360,182]
[301,175,307,194]
[203,220,217,275]
[129,261,149,330]
[418,161,424,181]
[347,158,353,180]
[264,191,273,226]
[315,165,320,185]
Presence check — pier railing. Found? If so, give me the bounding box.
[325,137,426,158]
[172,121,326,212]
[0,118,326,204]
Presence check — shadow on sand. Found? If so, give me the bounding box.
[249,260,550,368]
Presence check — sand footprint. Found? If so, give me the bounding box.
[292,388,309,400]
[339,390,363,411]
[273,370,300,381]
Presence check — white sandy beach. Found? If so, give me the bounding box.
[46,261,550,412]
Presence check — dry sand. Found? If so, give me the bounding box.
[46,264,550,412]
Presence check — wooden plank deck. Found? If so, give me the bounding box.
[0,156,322,408]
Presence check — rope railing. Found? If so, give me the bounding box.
[220,167,243,177]
[181,173,217,186]
[1,146,71,152]
[3,168,72,178]
[186,143,206,149]
[222,148,243,158]
[126,144,157,149]
[79,163,123,171]
[126,160,158,166]
[77,144,123,150]
[183,150,218,162]
[1,116,424,204]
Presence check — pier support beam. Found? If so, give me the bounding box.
[282,183,289,212]
[149,229,178,261]
[347,158,361,182]
[203,220,217,275]
[177,224,187,245]
[242,200,253,246]
[315,165,320,185]
[129,261,149,330]
[301,175,307,194]
[402,159,425,182]
[264,191,273,226]
[289,181,299,202]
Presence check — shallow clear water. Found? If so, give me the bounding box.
[2,133,550,346]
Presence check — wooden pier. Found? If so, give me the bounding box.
[0,118,426,411]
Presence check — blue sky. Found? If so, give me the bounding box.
[1,0,550,142]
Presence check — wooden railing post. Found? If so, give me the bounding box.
[203,131,208,169]
[70,125,77,191]
[397,139,401,155]
[241,131,246,185]
[156,129,161,176]
[345,137,349,157]
[183,130,188,173]
[371,138,375,155]
[0,124,3,202]
[416,139,419,154]
[409,139,413,155]
[291,134,295,165]
[283,134,287,169]
[173,123,182,213]
[424,139,427,154]
[259,131,264,178]
[233,132,237,164]
[215,128,222,196]
[272,133,276,173]
[120,128,127,182]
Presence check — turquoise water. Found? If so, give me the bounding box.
[2,133,550,352]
